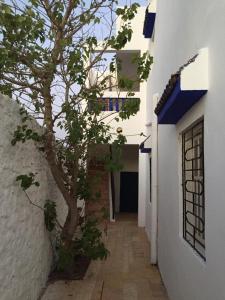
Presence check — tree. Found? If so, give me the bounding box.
[0,0,152,260]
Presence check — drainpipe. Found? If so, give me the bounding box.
[151,94,159,264]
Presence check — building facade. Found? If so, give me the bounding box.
[89,7,149,226]
[143,0,225,299]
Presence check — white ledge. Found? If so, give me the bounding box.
[181,48,209,91]
[148,0,157,13]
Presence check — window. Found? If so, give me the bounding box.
[117,50,140,92]
[90,51,117,92]
[182,119,205,260]
[90,50,140,92]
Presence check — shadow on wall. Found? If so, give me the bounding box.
[0,95,67,300]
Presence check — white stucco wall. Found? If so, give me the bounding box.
[117,7,149,52]
[146,0,225,299]
[0,95,67,300]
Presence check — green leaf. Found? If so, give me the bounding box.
[44,200,57,232]
[16,173,40,191]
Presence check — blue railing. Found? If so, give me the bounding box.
[100,98,124,112]
[98,97,139,112]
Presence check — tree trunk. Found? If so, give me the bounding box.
[61,202,78,246]
[45,132,79,247]
[43,91,78,248]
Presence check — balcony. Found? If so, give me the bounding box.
[97,97,140,112]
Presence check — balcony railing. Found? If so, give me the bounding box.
[97,97,140,112]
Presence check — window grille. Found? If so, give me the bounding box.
[182,119,205,260]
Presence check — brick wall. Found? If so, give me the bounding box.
[86,162,110,222]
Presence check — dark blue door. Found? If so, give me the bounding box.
[120,172,138,212]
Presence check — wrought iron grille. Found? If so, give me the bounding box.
[182,119,205,260]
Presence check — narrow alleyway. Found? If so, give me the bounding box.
[42,214,169,300]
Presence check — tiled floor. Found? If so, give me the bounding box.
[42,213,169,300]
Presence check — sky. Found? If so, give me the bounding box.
[118,0,148,6]
[2,0,149,137]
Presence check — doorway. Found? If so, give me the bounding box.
[120,172,138,212]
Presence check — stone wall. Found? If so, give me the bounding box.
[0,94,67,300]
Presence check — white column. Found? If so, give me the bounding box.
[150,93,159,264]
[138,152,147,227]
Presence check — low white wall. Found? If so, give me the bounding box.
[0,95,67,300]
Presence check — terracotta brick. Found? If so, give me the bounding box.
[86,163,110,222]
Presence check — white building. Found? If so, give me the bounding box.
[143,0,225,299]
[89,7,149,226]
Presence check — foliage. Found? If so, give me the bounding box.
[74,219,109,260]
[119,98,140,120]
[16,173,40,191]
[0,0,153,257]
[56,243,74,272]
[56,219,109,271]
[11,105,44,150]
[100,207,109,220]
[11,124,42,145]
[44,200,57,232]
[104,135,126,172]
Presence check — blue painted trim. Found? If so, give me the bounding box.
[139,142,151,153]
[116,98,119,112]
[143,12,156,38]
[140,148,151,153]
[109,98,113,111]
[98,97,139,111]
[157,79,207,124]
[102,99,106,111]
